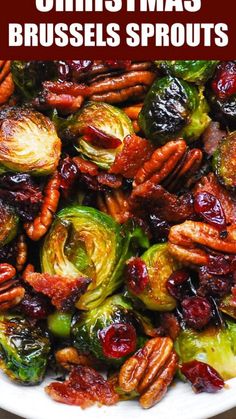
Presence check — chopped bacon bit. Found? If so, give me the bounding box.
[194,173,236,225]
[97,173,122,189]
[109,134,155,178]
[45,366,119,408]
[24,272,91,311]
[81,125,122,149]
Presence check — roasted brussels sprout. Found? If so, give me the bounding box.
[206,61,236,129]
[126,244,180,311]
[220,295,236,319]
[11,61,57,100]
[48,311,72,339]
[0,315,50,384]
[72,294,147,365]
[60,101,134,169]
[213,131,236,190]
[0,107,61,175]
[175,320,236,380]
[155,61,218,84]
[139,76,210,144]
[41,206,148,310]
[0,200,19,246]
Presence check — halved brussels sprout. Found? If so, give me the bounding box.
[155,61,218,84]
[175,320,236,380]
[48,311,72,339]
[0,107,61,175]
[0,200,19,246]
[139,76,210,144]
[0,315,50,385]
[126,244,180,311]
[11,61,57,100]
[41,206,148,310]
[72,294,147,365]
[60,101,134,169]
[213,132,236,190]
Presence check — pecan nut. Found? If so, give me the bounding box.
[0,61,14,105]
[0,263,25,311]
[119,337,178,409]
[168,221,236,265]
[97,189,131,223]
[15,234,27,272]
[55,347,101,370]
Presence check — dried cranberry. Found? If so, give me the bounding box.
[59,157,79,198]
[57,61,71,80]
[0,173,43,221]
[206,254,231,276]
[99,323,137,359]
[82,126,122,149]
[181,296,212,329]
[104,60,131,70]
[212,61,236,100]
[19,292,53,319]
[166,270,191,300]
[198,276,231,298]
[125,257,149,295]
[194,192,226,229]
[181,360,224,393]
[66,60,93,74]
[148,212,171,242]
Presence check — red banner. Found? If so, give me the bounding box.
[1,0,235,59]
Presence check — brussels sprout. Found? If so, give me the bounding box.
[41,206,148,310]
[220,295,236,319]
[213,132,236,190]
[0,200,19,246]
[72,294,147,365]
[60,101,134,169]
[126,244,180,311]
[11,61,57,100]
[139,76,210,144]
[0,315,50,385]
[175,320,236,380]
[48,311,72,339]
[0,107,61,175]
[155,61,218,84]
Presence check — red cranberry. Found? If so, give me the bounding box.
[206,254,231,276]
[59,157,79,197]
[198,276,231,298]
[104,60,131,70]
[19,292,52,319]
[82,126,122,149]
[166,270,190,300]
[212,61,236,100]
[66,60,93,73]
[194,192,226,229]
[181,296,212,329]
[148,213,171,242]
[99,323,137,359]
[181,360,224,393]
[125,257,149,295]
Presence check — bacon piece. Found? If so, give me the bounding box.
[72,156,99,176]
[24,272,91,311]
[45,366,119,408]
[202,122,226,156]
[194,173,236,225]
[110,134,154,179]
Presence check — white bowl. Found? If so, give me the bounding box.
[0,373,235,419]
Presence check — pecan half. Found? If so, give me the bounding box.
[24,172,60,241]
[119,337,178,409]
[97,189,131,223]
[55,347,101,370]
[15,234,27,272]
[0,263,25,311]
[0,61,14,105]
[168,221,236,265]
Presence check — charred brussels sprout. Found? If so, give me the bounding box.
[72,294,147,365]
[0,201,19,246]
[139,76,210,144]
[11,61,57,100]
[61,101,134,169]
[0,315,50,384]
[126,244,180,311]
[220,295,236,319]
[175,320,236,380]
[155,61,218,84]
[213,132,236,190]
[41,206,148,310]
[0,107,61,175]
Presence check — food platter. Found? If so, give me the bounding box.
[0,374,236,419]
